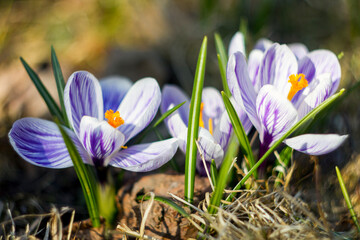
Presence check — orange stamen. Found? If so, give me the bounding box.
[199,102,205,128]
[121,146,128,149]
[208,118,213,135]
[104,109,124,128]
[287,73,308,101]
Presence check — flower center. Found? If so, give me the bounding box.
[287,73,308,101]
[199,102,213,135]
[105,109,124,128]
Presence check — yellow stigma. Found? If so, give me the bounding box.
[208,118,213,135]
[199,102,214,135]
[104,109,124,128]
[287,73,308,101]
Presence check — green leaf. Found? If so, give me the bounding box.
[214,33,230,96]
[208,135,239,214]
[20,57,64,124]
[336,166,360,233]
[153,101,185,128]
[210,159,218,188]
[226,89,346,202]
[56,120,100,227]
[221,92,256,174]
[137,195,190,218]
[185,36,207,203]
[51,46,70,128]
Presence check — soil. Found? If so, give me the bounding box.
[116,172,211,239]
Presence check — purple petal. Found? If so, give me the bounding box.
[259,44,298,96]
[196,135,224,173]
[284,134,348,155]
[79,116,125,167]
[212,111,232,151]
[289,43,309,60]
[100,76,132,115]
[297,73,333,118]
[213,97,252,151]
[248,49,264,92]
[254,38,273,52]
[64,71,103,135]
[202,87,224,129]
[227,52,261,132]
[109,138,178,172]
[117,78,161,143]
[228,32,246,57]
[9,118,89,168]
[256,85,298,146]
[305,49,341,95]
[161,84,190,125]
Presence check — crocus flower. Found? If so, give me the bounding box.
[227,43,347,157]
[160,85,252,173]
[9,71,178,172]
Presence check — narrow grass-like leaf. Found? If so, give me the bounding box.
[210,159,218,188]
[226,89,346,202]
[137,195,190,218]
[51,46,69,128]
[214,33,230,96]
[185,36,207,203]
[20,57,64,124]
[56,120,100,227]
[336,166,360,233]
[208,135,239,214]
[221,92,256,174]
[153,101,185,128]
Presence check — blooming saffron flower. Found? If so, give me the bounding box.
[9,71,178,171]
[160,85,252,173]
[227,43,347,157]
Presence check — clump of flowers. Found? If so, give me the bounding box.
[227,37,347,159]
[9,71,178,171]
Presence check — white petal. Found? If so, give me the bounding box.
[109,138,178,172]
[117,78,161,143]
[284,134,348,155]
[64,71,103,136]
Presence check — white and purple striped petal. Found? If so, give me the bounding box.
[304,50,341,95]
[197,134,224,167]
[254,38,273,52]
[161,85,190,141]
[161,84,190,125]
[289,43,308,60]
[64,71,103,136]
[109,138,178,172]
[202,87,225,127]
[117,78,161,143]
[100,76,132,114]
[258,44,298,95]
[283,134,348,155]
[256,85,298,147]
[248,49,264,92]
[228,52,261,132]
[79,116,125,167]
[9,118,89,168]
[297,73,333,118]
[228,32,246,57]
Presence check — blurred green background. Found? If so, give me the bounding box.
[0,0,360,229]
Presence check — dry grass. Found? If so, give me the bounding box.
[116,188,357,240]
